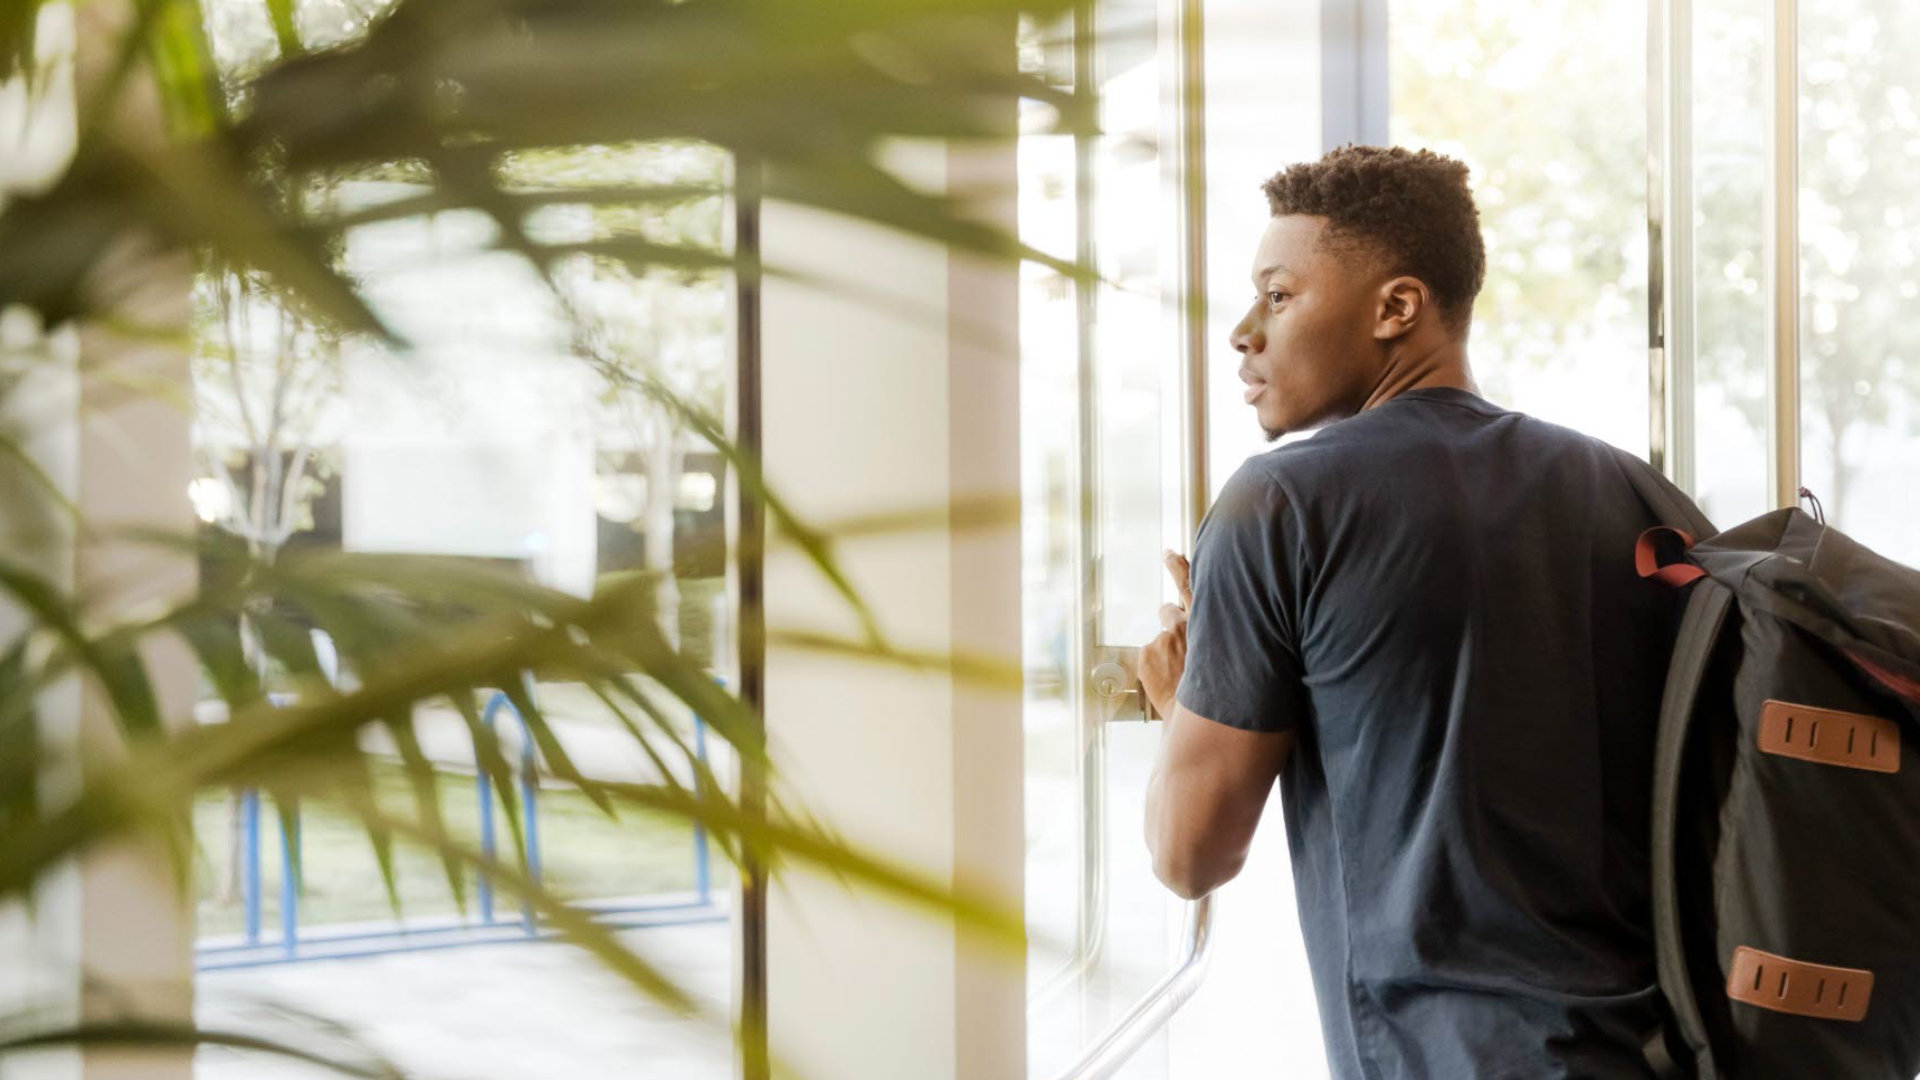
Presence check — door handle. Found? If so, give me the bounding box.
[1089,649,1159,723]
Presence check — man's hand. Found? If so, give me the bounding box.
[1139,550,1193,719]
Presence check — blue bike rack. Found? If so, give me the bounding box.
[199,674,726,970]
[476,678,543,932]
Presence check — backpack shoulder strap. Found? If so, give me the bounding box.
[1651,578,1735,1080]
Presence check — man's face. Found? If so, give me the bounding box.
[1230,214,1389,441]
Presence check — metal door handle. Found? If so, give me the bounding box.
[1089,650,1159,723]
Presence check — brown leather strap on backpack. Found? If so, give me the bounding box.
[1758,699,1901,773]
[1726,946,1874,1022]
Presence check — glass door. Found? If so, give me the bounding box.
[1019,0,1201,1076]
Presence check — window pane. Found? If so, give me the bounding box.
[1092,0,1180,649]
[1017,6,1085,1051]
[189,3,737,1058]
[1202,0,1325,488]
[1797,0,1920,565]
[1390,0,1651,457]
[1689,0,1773,527]
[1020,4,1183,1076]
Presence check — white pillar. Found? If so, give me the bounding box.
[758,130,1025,1078]
[0,4,196,1077]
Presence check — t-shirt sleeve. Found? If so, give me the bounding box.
[1172,464,1309,734]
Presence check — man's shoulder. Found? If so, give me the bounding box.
[1235,397,1663,525]
[1258,395,1632,473]
[1227,400,1463,494]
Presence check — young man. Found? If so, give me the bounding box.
[1137,144,1684,1079]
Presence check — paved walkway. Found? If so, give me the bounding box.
[196,920,734,1080]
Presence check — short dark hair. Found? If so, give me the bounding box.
[1261,144,1486,333]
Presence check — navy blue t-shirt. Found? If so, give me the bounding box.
[1174,386,1683,1080]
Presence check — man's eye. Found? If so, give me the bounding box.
[1267,291,1290,305]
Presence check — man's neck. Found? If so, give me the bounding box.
[1358,338,1477,412]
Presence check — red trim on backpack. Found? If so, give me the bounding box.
[1635,526,1707,588]
[1847,650,1920,708]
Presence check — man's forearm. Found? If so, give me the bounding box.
[1142,729,1223,901]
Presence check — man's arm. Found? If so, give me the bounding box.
[1143,702,1293,900]
[1137,547,1295,900]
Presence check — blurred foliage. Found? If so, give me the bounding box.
[0,0,1086,335]
[1391,0,1647,398]
[0,0,1079,1075]
[1792,0,1920,519]
[1394,0,1920,535]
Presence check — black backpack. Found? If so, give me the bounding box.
[1623,460,1920,1079]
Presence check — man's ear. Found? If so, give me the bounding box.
[1373,276,1428,341]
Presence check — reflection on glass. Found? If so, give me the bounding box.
[1390,0,1650,457]
[1796,0,1920,566]
[1094,0,1176,649]
[1021,3,1179,1077]
[1083,0,1180,1074]
[1019,6,1087,1052]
